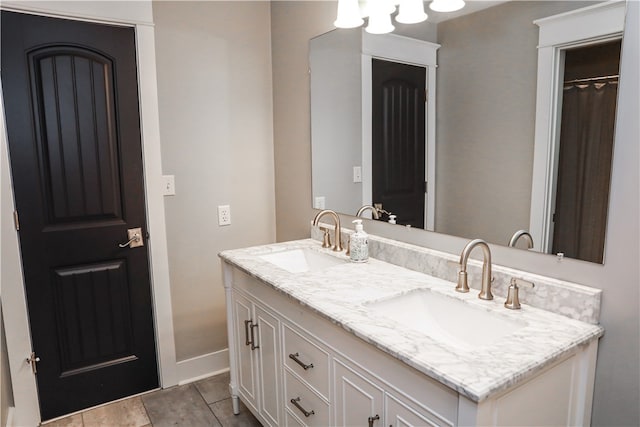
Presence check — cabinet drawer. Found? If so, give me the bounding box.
[283,324,330,400]
[284,370,330,427]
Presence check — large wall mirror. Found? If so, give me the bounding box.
[310,0,626,264]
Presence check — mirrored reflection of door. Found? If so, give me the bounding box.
[552,40,621,263]
[372,59,426,228]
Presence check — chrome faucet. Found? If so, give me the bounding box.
[456,239,493,300]
[356,205,380,220]
[508,230,534,249]
[312,210,343,252]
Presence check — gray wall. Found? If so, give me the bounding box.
[153,1,276,361]
[310,30,363,213]
[435,1,595,245]
[589,2,639,423]
[271,1,639,425]
[272,1,337,241]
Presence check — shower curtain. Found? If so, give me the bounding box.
[552,79,618,263]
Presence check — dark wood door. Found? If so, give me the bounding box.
[2,11,158,420]
[372,59,426,228]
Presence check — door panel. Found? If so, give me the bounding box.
[53,261,134,375]
[32,47,122,223]
[2,11,157,420]
[372,59,426,228]
[256,305,281,426]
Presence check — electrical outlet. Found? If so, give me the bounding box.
[162,175,176,196]
[218,205,231,226]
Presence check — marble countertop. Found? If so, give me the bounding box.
[219,239,604,403]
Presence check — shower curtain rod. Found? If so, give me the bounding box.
[564,74,619,84]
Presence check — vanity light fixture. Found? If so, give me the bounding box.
[335,0,462,34]
[366,0,397,34]
[429,0,465,13]
[396,0,428,24]
[334,0,364,28]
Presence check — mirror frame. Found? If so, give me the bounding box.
[310,0,626,264]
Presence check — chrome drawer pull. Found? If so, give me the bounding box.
[289,352,314,370]
[290,397,315,417]
[368,414,380,427]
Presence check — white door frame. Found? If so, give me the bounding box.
[528,0,626,253]
[361,30,439,230]
[0,2,177,425]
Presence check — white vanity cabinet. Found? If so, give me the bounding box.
[224,264,457,426]
[229,289,282,426]
[222,261,598,427]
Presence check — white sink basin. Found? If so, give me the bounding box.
[366,289,525,349]
[259,248,346,273]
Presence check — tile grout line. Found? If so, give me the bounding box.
[193,383,224,426]
[139,395,153,427]
[54,375,234,426]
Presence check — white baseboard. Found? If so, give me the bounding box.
[176,348,229,385]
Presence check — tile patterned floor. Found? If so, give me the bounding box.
[42,372,262,427]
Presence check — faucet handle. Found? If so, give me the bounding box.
[513,278,535,288]
[320,227,331,249]
[504,278,535,310]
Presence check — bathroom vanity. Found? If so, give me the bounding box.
[220,236,603,426]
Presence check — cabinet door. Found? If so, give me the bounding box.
[255,304,282,426]
[386,392,445,427]
[233,292,259,412]
[334,359,384,427]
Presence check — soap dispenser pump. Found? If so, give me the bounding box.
[350,219,369,262]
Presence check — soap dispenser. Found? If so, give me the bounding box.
[350,219,369,263]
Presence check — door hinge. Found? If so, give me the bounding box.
[13,210,19,231]
[26,352,40,374]
[424,181,428,194]
[425,89,428,103]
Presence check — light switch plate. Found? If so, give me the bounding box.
[314,196,326,209]
[162,175,176,196]
[353,166,362,183]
